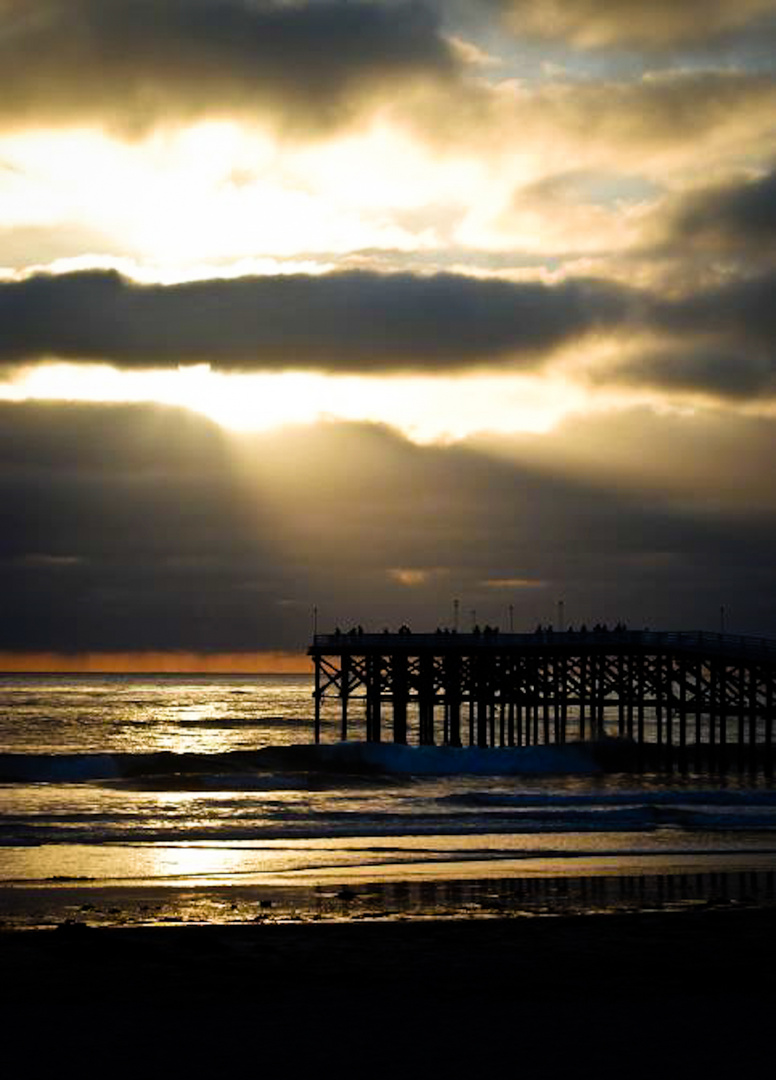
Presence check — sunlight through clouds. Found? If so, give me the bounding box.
[0,362,589,441]
[2,0,776,648]
[0,121,436,268]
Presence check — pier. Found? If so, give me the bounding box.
[308,629,776,766]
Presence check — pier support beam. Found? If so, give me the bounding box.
[419,652,435,746]
[366,653,382,743]
[314,655,321,744]
[340,653,350,742]
[392,653,408,745]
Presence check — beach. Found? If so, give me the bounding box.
[3,906,775,1075]
[3,673,776,1073]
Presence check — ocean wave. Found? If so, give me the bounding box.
[2,740,775,792]
[0,741,604,784]
[440,790,776,809]
[4,807,776,847]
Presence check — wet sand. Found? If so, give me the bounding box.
[3,862,775,929]
[3,905,774,1076]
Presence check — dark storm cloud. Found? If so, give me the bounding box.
[0,268,636,372]
[483,0,776,50]
[607,345,776,401]
[0,0,454,134]
[5,263,776,396]
[660,269,776,351]
[588,268,776,402]
[667,170,776,253]
[2,400,775,652]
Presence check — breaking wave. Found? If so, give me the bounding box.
[0,741,605,784]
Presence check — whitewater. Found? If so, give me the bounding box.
[2,672,776,924]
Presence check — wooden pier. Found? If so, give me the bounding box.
[308,629,776,765]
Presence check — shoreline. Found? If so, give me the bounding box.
[3,862,775,930]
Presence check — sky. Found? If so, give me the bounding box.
[2,0,776,668]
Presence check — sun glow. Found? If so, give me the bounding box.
[0,120,453,271]
[0,361,588,441]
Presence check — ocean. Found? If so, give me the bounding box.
[2,672,776,927]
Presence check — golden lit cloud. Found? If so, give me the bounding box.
[2,65,772,280]
[492,0,776,49]
[389,568,445,587]
[482,578,549,589]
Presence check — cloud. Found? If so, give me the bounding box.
[604,344,776,401]
[565,264,776,403]
[665,170,776,254]
[0,400,290,650]
[0,224,123,270]
[615,169,776,295]
[471,404,776,517]
[487,0,776,49]
[408,68,776,198]
[3,262,775,399]
[389,568,440,587]
[2,401,776,650]
[0,267,637,372]
[561,262,776,403]
[482,578,547,588]
[0,0,455,136]
[660,268,776,350]
[528,72,776,167]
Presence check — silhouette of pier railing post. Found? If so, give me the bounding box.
[308,629,776,769]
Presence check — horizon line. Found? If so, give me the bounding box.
[0,650,311,674]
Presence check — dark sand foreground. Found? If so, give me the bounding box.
[3,907,775,1076]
